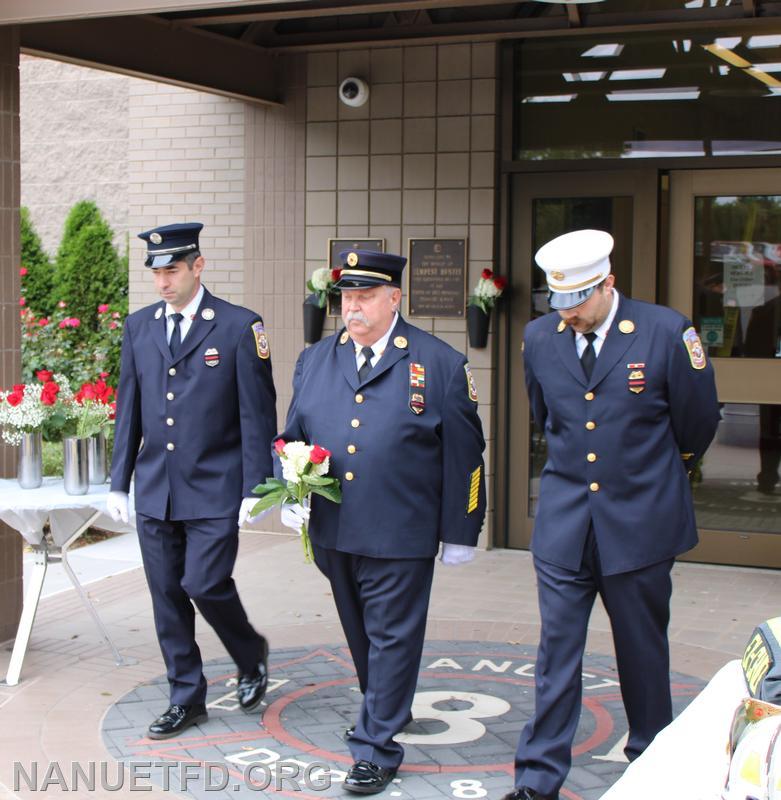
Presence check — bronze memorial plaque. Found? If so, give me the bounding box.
[326,238,385,317]
[407,238,467,318]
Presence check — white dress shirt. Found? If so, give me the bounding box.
[353,312,399,371]
[166,284,204,345]
[575,288,619,358]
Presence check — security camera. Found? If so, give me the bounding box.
[339,77,370,108]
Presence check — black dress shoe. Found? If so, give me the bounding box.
[237,639,269,712]
[343,761,397,794]
[500,788,557,800]
[147,704,207,740]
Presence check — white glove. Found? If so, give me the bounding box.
[280,501,310,533]
[440,543,476,566]
[238,498,271,527]
[107,491,129,524]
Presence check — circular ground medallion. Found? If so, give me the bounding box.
[102,641,705,799]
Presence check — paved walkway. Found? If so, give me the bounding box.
[1,529,780,799]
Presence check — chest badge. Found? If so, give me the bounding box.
[627,362,646,393]
[201,308,215,320]
[409,363,426,415]
[204,347,220,367]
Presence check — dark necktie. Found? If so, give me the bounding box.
[581,332,597,380]
[169,312,184,358]
[357,346,374,382]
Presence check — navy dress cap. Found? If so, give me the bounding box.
[138,222,204,268]
[534,229,614,311]
[333,249,407,289]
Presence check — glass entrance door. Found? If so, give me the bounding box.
[498,170,658,550]
[669,169,781,567]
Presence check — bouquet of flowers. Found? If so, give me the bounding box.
[468,268,508,314]
[251,440,342,562]
[70,376,116,438]
[306,266,342,309]
[0,370,74,445]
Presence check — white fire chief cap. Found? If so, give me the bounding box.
[534,229,614,310]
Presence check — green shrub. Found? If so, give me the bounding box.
[20,207,54,316]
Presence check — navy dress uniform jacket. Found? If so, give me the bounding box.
[111,287,277,520]
[523,293,720,575]
[278,316,486,559]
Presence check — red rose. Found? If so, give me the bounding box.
[481,268,493,280]
[109,321,118,330]
[40,381,60,406]
[108,402,116,420]
[38,318,48,326]
[19,297,25,307]
[12,384,25,393]
[19,267,27,276]
[58,320,67,329]
[99,372,110,378]
[6,391,23,407]
[494,276,508,291]
[70,318,81,328]
[331,268,342,282]
[36,370,53,383]
[274,439,286,455]
[98,304,110,313]
[310,444,331,464]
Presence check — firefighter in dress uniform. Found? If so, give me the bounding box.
[500,229,721,800]
[277,250,487,794]
[107,223,277,739]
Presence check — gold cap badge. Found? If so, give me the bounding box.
[618,320,635,334]
[394,336,408,349]
[557,320,567,333]
[552,271,565,281]
[150,232,163,244]
[340,331,350,345]
[347,252,359,267]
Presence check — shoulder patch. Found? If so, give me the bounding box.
[252,320,270,360]
[682,326,706,370]
[465,364,478,402]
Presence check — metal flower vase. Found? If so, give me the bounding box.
[17,430,43,489]
[88,430,108,484]
[63,436,89,495]
[467,305,490,349]
[303,294,326,344]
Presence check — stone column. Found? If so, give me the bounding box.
[0,25,23,643]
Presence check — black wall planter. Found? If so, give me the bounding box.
[467,305,490,348]
[303,295,326,344]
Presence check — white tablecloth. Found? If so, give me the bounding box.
[0,478,135,546]
[599,660,747,800]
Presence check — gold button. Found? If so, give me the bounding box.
[585,391,595,401]
[167,392,175,401]
[351,419,360,428]
[166,443,175,451]
[355,393,364,404]
[585,421,596,430]
[166,417,175,426]
[587,452,597,462]
[345,471,354,481]
[347,444,356,454]
[589,482,599,492]
[169,367,177,376]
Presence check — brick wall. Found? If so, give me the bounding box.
[19,55,131,255]
[0,26,23,642]
[127,82,247,310]
[301,43,498,544]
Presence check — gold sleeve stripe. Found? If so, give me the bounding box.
[467,466,481,514]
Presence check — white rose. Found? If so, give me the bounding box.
[281,441,313,482]
[310,267,332,292]
[311,457,330,477]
